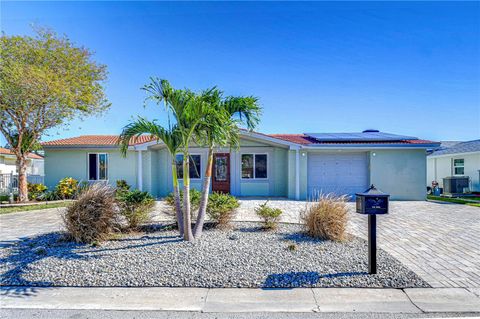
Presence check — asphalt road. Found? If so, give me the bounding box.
[1,309,479,319]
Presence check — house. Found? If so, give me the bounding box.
[0,147,44,175]
[427,139,480,192]
[41,130,439,200]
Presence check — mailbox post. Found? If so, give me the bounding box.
[355,185,389,274]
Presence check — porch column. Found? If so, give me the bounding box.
[137,150,143,191]
[295,148,300,200]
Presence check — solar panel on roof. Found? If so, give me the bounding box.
[303,132,419,142]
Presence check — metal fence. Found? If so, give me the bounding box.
[0,173,44,194]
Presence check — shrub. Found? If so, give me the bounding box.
[117,190,155,229]
[27,183,48,201]
[40,190,60,201]
[255,201,283,230]
[56,177,79,199]
[301,194,348,241]
[165,189,202,213]
[116,179,130,191]
[63,183,119,244]
[207,192,239,228]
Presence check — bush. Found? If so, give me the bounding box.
[40,190,60,201]
[117,190,155,229]
[301,194,348,241]
[255,201,283,230]
[207,192,239,228]
[165,189,202,213]
[116,179,130,191]
[56,177,79,199]
[27,183,48,201]
[63,183,119,244]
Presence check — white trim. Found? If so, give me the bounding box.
[137,151,143,191]
[429,151,480,159]
[295,149,300,200]
[87,152,108,182]
[175,153,203,180]
[240,153,269,180]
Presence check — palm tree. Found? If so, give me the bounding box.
[192,89,261,238]
[118,119,184,236]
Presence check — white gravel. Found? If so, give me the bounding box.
[0,222,429,288]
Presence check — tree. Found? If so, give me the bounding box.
[0,27,109,201]
[192,89,261,238]
[119,78,206,241]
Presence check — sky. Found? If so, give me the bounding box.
[1,1,479,146]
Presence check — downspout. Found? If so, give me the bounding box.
[137,150,143,191]
[295,148,300,200]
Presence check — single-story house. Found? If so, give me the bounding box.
[0,147,44,175]
[427,139,480,192]
[42,130,439,200]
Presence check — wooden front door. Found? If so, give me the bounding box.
[212,153,230,193]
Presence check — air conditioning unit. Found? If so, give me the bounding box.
[443,176,470,194]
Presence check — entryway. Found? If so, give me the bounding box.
[212,153,230,193]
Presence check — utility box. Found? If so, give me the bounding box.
[443,176,469,194]
[356,185,390,215]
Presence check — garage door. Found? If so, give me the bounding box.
[307,152,369,198]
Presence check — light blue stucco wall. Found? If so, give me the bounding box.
[44,149,138,190]
[369,149,427,200]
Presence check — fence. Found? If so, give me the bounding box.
[0,173,44,194]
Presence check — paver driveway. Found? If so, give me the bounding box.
[1,200,478,288]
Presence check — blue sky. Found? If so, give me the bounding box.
[1,1,479,145]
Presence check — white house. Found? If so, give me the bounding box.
[0,147,44,175]
[427,140,480,192]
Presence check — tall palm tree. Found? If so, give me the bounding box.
[118,119,184,236]
[193,89,261,238]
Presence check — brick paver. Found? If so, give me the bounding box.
[1,200,479,288]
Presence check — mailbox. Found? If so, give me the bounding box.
[355,184,390,275]
[356,185,389,215]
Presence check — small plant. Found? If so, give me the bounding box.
[116,179,130,191]
[301,193,348,242]
[287,243,297,251]
[207,192,240,228]
[165,189,202,214]
[117,190,155,229]
[55,177,79,199]
[63,183,119,244]
[255,201,283,230]
[27,183,47,200]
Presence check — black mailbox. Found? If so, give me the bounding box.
[356,185,389,215]
[355,184,390,275]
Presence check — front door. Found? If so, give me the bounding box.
[212,153,230,193]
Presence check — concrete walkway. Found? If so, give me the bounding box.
[1,200,479,288]
[1,287,479,313]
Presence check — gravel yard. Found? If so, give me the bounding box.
[0,222,429,288]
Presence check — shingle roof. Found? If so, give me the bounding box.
[269,134,437,145]
[41,135,155,147]
[0,147,44,159]
[429,139,480,156]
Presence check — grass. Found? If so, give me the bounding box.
[427,195,480,208]
[0,202,70,214]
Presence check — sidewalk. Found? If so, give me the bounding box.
[1,287,479,313]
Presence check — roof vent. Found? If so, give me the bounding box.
[363,129,380,133]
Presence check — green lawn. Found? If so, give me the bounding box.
[427,195,480,208]
[0,202,70,214]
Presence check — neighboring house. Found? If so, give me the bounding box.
[0,147,44,175]
[41,130,439,200]
[427,140,480,192]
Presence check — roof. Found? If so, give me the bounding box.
[303,132,418,142]
[41,135,155,147]
[0,147,44,159]
[429,139,480,156]
[270,134,436,146]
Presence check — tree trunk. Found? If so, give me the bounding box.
[193,146,213,238]
[182,155,194,241]
[17,155,28,202]
[171,161,184,237]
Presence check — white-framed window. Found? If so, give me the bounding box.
[241,153,268,179]
[453,158,464,175]
[88,153,108,181]
[176,154,202,179]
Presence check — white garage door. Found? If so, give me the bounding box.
[307,152,369,198]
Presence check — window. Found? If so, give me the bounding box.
[453,159,464,175]
[88,153,108,180]
[241,154,268,179]
[176,154,201,179]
